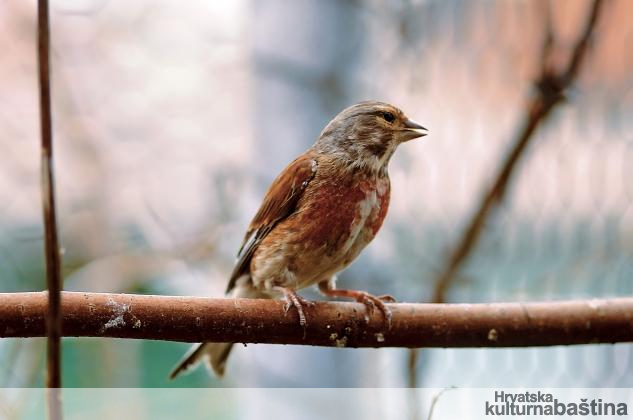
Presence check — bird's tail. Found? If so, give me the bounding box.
[169,281,266,379]
[169,341,234,379]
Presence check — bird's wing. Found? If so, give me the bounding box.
[225,153,318,294]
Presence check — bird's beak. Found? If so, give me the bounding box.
[401,118,428,141]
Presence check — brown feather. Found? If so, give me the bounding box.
[225,152,318,293]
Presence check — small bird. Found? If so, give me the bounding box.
[169,101,427,379]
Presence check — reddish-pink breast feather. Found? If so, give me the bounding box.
[297,171,391,249]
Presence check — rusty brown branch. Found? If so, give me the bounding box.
[0,292,631,347]
[37,0,62,417]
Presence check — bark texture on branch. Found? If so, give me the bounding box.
[1,292,631,348]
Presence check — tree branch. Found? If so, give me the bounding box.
[1,292,631,347]
[406,0,607,397]
[37,0,62,417]
[430,0,605,304]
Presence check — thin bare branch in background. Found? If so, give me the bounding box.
[408,0,606,396]
[37,0,62,417]
[1,292,631,347]
[426,387,456,420]
[538,0,555,78]
[431,0,604,304]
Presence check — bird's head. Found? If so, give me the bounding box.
[313,101,427,173]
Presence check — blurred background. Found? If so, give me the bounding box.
[0,0,632,415]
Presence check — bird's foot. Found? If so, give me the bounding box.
[353,291,393,329]
[318,284,394,329]
[375,294,396,303]
[273,286,314,327]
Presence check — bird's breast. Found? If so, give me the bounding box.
[250,169,391,290]
[299,171,391,257]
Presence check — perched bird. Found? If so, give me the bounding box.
[169,101,427,379]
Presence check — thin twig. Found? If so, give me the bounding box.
[37,0,62,417]
[409,0,606,396]
[426,387,456,420]
[0,292,631,347]
[431,0,604,304]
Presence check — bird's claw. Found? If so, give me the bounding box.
[318,283,395,330]
[277,287,314,327]
[356,292,393,329]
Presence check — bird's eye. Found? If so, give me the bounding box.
[382,112,396,123]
